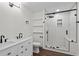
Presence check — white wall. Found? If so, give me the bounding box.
[32,11,44,19]
[0,2,32,41]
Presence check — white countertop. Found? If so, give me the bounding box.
[0,36,32,51]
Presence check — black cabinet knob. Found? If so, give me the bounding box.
[21,46,24,48]
[56,46,59,48]
[16,55,19,56]
[25,48,27,51]
[7,52,11,55]
[52,47,55,49]
[21,51,23,53]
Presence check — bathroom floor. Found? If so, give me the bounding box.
[33,49,72,56]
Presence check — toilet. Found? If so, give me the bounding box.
[33,42,41,53]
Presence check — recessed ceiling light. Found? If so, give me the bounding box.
[56,9,60,12]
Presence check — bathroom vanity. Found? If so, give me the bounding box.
[0,36,33,56]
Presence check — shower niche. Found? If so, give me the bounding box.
[44,10,77,52]
[57,19,62,27]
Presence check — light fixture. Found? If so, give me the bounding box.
[9,2,21,8]
[56,9,60,12]
[9,2,14,7]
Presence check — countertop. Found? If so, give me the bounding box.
[0,36,32,51]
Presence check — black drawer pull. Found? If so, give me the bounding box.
[7,52,11,55]
[16,55,19,56]
[56,46,59,48]
[21,46,24,48]
[21,51,23,53]
[25,48,27,51]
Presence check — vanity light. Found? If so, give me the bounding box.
[9,2,14,7]
[9,2,21,8]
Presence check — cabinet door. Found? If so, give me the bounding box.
[17,39,33,56]
[17,42,26,56]
[0,45,17,56]
[25,40,33,56]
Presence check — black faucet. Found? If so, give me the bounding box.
[16,33,23,39]
[0,35,5,43]
[19,33,23,39]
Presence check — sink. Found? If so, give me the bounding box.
[2,41,15,46]
[8,38,23,43]
[0,41,15,50]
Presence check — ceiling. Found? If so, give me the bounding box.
[22,2,76,13]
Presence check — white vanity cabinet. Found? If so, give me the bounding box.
[0,37,33,56]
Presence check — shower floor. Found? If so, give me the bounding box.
[33,49,72,56]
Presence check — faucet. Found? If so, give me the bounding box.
[0,35,5,43]
[19,33,23,39]
[16,33,23,39]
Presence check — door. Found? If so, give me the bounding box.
[54,13,69,51]
[69,10,77,42]
[45,12,70,51]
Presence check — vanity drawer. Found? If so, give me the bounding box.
[0,45,17,56]
[25,41,33,56]
[17,39,33,56]
[17,42,27,56]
